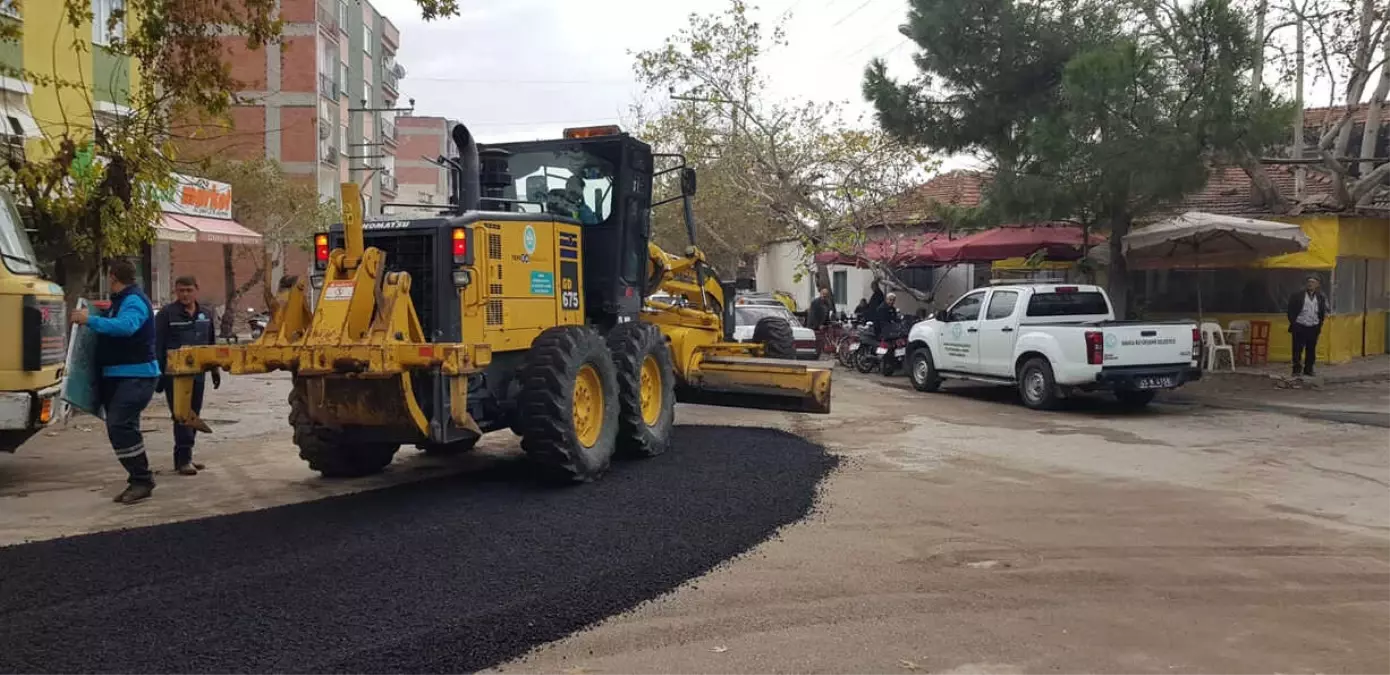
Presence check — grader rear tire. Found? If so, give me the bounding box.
[288,381,400,478]
[607,322,676,459]
[515,325,620,482]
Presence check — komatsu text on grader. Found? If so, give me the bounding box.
[165,123,831,481]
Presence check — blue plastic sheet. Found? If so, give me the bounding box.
[60,299,103,419]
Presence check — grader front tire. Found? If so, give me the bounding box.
[288,382,400,478]
[607,322,676,459]
[515,326,620,483]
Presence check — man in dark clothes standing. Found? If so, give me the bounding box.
[70,259,161,504]
[807,286,834,331]
[154,276,221,475]
[1286,274,1330,377]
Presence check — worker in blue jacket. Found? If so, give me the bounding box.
[71,259,161,504]
[154,275,220,475]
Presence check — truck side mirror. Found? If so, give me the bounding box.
[681,168,697,196]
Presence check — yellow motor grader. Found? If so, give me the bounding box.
[165,123,830,481]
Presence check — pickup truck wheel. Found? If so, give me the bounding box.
[909,348,942,392]
[1114,390,1156,409]
[1018,358,1061,410]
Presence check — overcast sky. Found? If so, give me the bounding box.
[373,0,928,141]
[373,0,1345,172]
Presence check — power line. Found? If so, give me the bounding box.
[844,36,910,61]
[830,0,875,27]
[404,76,632,86]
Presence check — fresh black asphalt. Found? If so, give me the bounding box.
[0,425,836,674]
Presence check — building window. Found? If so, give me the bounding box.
[363,24,372,55]
[338,0,349,32]
[92,0,125,46]
[339,61,348,97]
[832,271,847,306]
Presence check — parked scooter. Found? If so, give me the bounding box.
[247,308,269,340]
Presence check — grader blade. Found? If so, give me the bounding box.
[677,355,832,414]
[169,375,212,433]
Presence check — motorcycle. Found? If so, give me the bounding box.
[247,308,269,340]
[875,317,917,376]
[849,322,880,374]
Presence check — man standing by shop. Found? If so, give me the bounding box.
[1287,274,1330,377]
[71,259,161,504]
[154,276,220,475]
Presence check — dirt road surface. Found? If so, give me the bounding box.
[0,370,1386,673]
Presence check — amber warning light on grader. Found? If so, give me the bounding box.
[563,125,621,139]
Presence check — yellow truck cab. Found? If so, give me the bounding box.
[0,190,65,453]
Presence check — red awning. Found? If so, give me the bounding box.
[155,217,198,243]
[163,214,263,246]
[927,225,1105,263]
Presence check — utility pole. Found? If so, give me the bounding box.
[1295,16,1306,200]
[347,98,415,215]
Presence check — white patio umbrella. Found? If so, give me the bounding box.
[1123,211,1311,319]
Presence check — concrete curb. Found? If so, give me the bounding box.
[1162,393,1390,428]
[1207,370,1390,387]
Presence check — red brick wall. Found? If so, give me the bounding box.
[223,37,267,91]
[280,0,317,23]
[176,107,267,163]
[279,36,317,93]
[279,106,318,163]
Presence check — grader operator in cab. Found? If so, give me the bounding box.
[164,123,832,482]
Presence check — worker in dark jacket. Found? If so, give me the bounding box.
[71,260,161,504]
[865,280,885,318]
[154,276,221,475]
[806,286,834,331]
[1286,274,1330,377]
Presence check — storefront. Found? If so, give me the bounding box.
[148,173,261,304]
[1132,215,1389,364]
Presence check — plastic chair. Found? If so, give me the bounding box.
[1228,320,1251,365]
[1248,320,1271,366]
[1201,322,1235,371]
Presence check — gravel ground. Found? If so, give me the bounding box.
[0,425,836,674]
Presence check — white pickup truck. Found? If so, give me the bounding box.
[905,283,1201,409]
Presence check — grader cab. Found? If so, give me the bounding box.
[165,123,831,482]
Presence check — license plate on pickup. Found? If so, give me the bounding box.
[1135,376,1176,390]
[893,347,906,357]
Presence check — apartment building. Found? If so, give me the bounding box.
[0,0,135,169]
[390,115,458,216]
[207,0,404,212]
[0,0,264,306]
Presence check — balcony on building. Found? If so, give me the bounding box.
[317,0,340,39]
[382,59,405,97]
[320,140,339,167]
[380,117,397,147]
[382,17,401,53]
[318,72,337,100]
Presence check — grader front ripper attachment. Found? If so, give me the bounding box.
[165,124,829,481]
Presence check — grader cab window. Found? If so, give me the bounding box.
[504,150,615,225]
